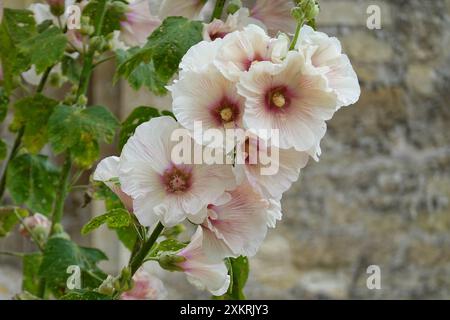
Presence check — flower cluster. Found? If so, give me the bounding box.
[94,20,359,295]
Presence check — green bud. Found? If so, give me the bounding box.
[162,224,186,238]
[110,1,128,16]
[158,253,186,272]
[292,0,320,24]
[77,94,88,106]
[226,0,242,15]
[97,275,116,296]
[49,72,64,87]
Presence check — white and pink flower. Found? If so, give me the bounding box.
[121,270,167,300]
[296,25,361,109]
[174,226,230,296]
[237,51,338,152]
[118,116,236,228]
[120,0,161,47]
[247,0,297,36]
[93,156,134,212]
[199,183,271,259]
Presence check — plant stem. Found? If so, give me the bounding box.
[0,251,24,257]
[75,0,109,100]
[50,154,72,234]
[129,222,164,276]
[211,0,226,22]
[289,21,303,51]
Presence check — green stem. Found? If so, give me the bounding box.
[0,251,24,257]
[289,22,303,51]
[129,222,164,276]
[75,0,109,100]
[211,0,226,22]
[50,155,72,234]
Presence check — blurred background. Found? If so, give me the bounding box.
[1,0,449,299]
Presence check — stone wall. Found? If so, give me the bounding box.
[245,0,450,299]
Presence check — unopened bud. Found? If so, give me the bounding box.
[19,213,51,240]
[47,0,65,17]
[293,0,319,23]
[158,253,186,272]
[226,0,242,15]
[97,275,116,296]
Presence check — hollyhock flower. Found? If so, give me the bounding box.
[296,25,361,109]
[66,29,86,53]
[121,270,167,300]
[214,25,289,82]
[169,65,245,145]
[157,0,210,20]
[199,183,271,259]
[163,226,230,295]
[120,0,161,47]
[119,116,236,227]
[93,156,134,212]
[233,134,310,200]
[179,39,223,73]
[29,0,75,25]
[247,0,297,36]
[19,213,51,239]
[237,51,338,152]
[203,8,258,41]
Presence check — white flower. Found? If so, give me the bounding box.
[296,25,361,109]
[93,156,134,212]
[118,116,236,227]
[169,65,245,145]
[247,0,297,36]
[179,38,223,73]
[176,226,230,296]
[120,0,161,47]
[203,8,260,41]
[200,182,271,259]
[29,0,75,26]
[121,270,167,300]
[214,24,289,82]
[157,0,210,20]
[237,51,337,152]
[233,134,310,200]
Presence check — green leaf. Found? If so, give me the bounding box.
[0,9,36,93]
[18,26,67,74]
[39,237,108,294]
[0,206,28,237]
[60,290,111,300]
[6,154,60,215]
[150,239,187,258]
[81,208,131,235]
[117,17,203,95]
[115,49,167,94]
[115,226,137,251]
[48,105,119,168]
[220,256,249,300]
[11,94,59,154]
[119,106,162,149]
[0,139,7,161]
[22,252,43,296]
[0,87,9,122]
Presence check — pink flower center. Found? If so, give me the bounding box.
[161,165,192,194]
[210,98,240,126]
[265,86,291,112]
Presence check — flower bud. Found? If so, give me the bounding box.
[292,0,319,23]
[19,213,51,240]
[97,275,116,296]
[46,0,65,17]
[226,0,242,15]
[158,253,186,272]
[162,224,186,239]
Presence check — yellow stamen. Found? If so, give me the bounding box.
[220,107,233,122]
[272,92,286,108]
